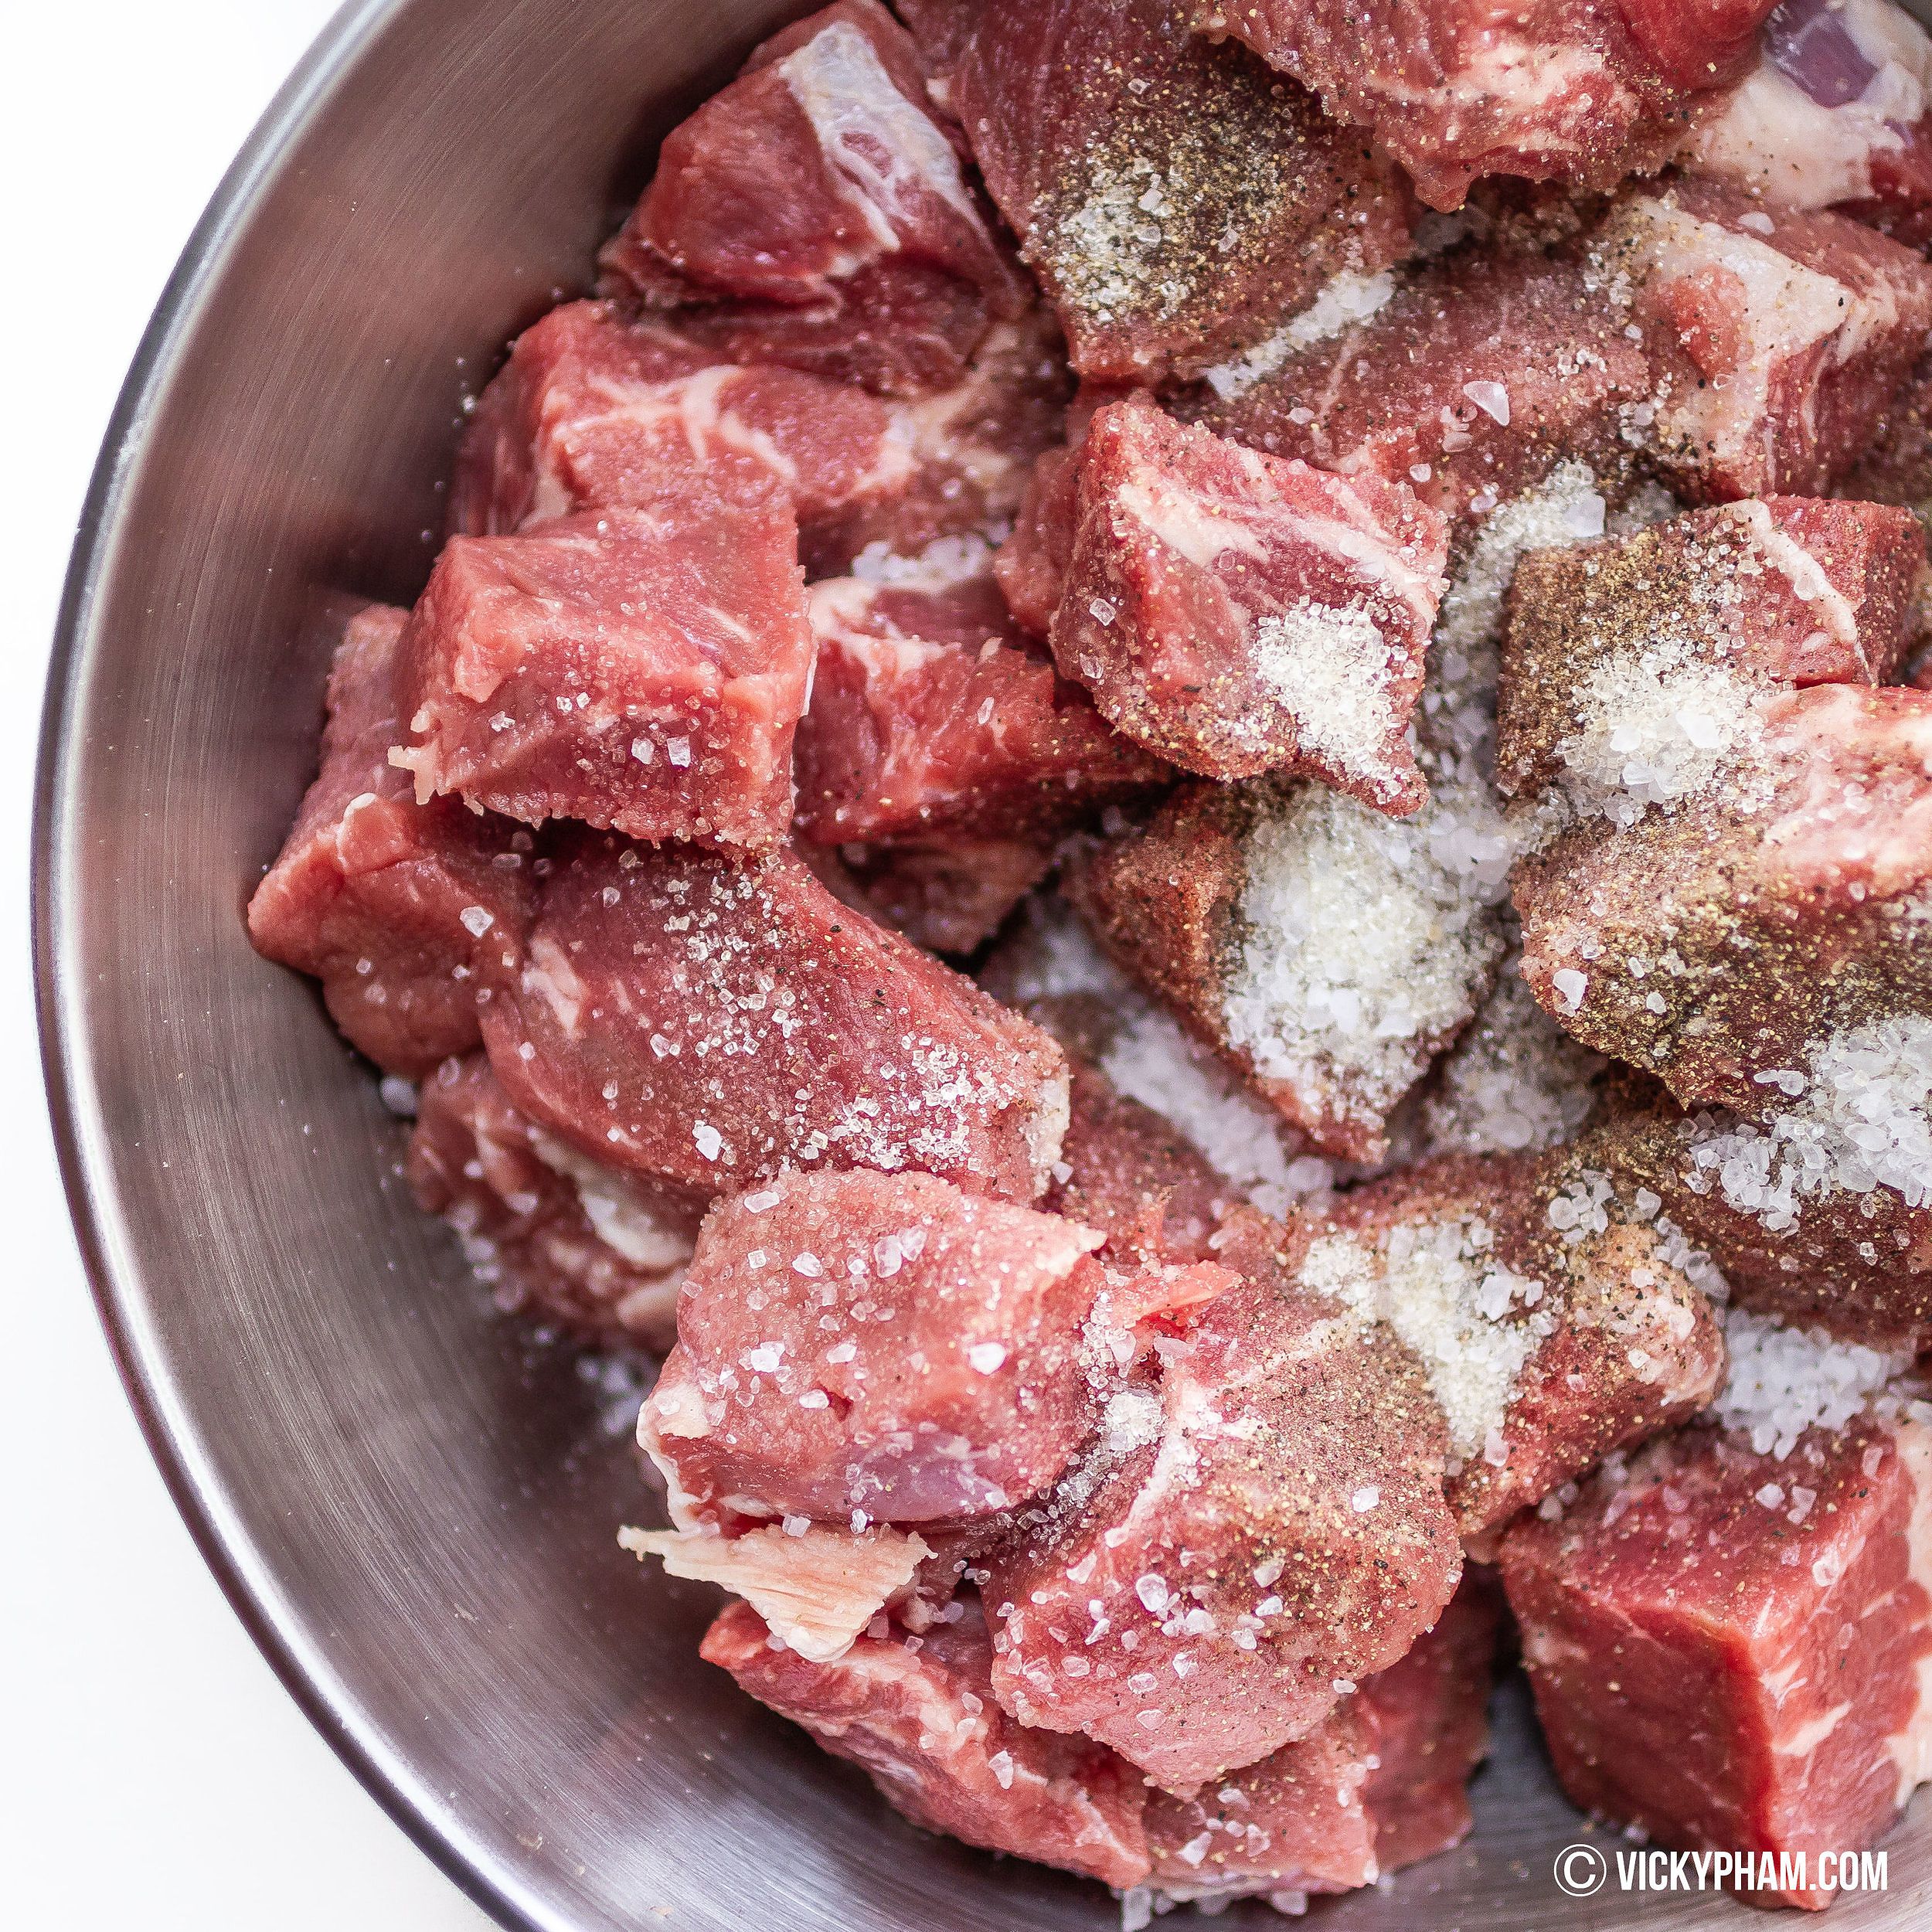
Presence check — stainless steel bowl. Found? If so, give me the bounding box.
[35,2,1932,1926]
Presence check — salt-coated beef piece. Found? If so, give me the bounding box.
[597,0,1027,396]
[701,1594,1155,1886]
[794,556,1170,845]
[1577,1070,1932,1352]
[803,834,1056,958]
[406,1053,699,1349]
[1685,0,1932,249]
[1502,1375,1932,1906]
[247,604,529,1077]
[480,832,1070,1206]
[1145,1572,1499,1902]
[1068,770,1512,1162]
[1181,246,1655,542]
[447,300,913,545]
[1512,682,1932,1117]
[638,1169,1106,1531]
[1496,495,1926,800]
[981,1206,1461,1794]
[1189,0,1778,211]
[390,506,813,852]
[898,0,1413,384]
[1598,179,1932,500]
[1050,396,1449,804]
[1298,1150,1726,1550]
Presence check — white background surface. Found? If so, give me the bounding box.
[1,5,495,1924]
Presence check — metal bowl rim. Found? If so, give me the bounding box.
[31,2,534,1925]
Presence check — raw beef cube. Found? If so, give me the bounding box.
[481,833,1070,1205]
[982,893,1344,1223]
[638,1168,1104,1530]
[982,1207,1461,1792]
[1068,770,1514,1161]
[1501,1343,1932,1905]
[995,444,1083,638]
[1601,180,1932,499]
[1192,1,1778,211]
[1143,1575,1498,1905]
[447,300,913,545]
[806,834,1055,957]
[1685,0,1932,248]
[598,0,1026,396]
[1185,248,1655,539]
[1513,682,1932,1117]
[794,556,1170,844]
[900,0,1412,383]
[1419,948,1608,1158]
[1050,396,1449,803]
[1582,1070,1932,1352]
[1496,495,1926,801]
[1842,349,1932,521]
[406,1053,699,1348]
[390,507,811,851]
[247,605,529,1077]
[1302,1151,1726,1548]
[700,1594,1154,1886]
[806,311,1075,576]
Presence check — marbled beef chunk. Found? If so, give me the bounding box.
[639,1169,1105,1530]
[981,1208,1461,1793]
[1502,1346,1932,1906]
[481,832,1070,1206]
[900,0,1413,383]
[598,0,1027,396]
[1191,0,1777,210]
[247,604,529,1077]
[390,506,812,852]
[1050,396,1447,804]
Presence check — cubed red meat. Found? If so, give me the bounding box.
[701,1594,1154,1886]
[1049,396,1448,804]
[246,604,529,1076]
[1145,1574,1498,1903]
[1513,683,1932,1117]
[1068,770,1514,1162]
[982,1207,1461,1793]
[1601,180,1932,499]
[480,832,1070,1206]
[447,300,913,544]
[598,1,1026,396]
[639,1169,1105,1530]
[794,556,1170,845]
[1192,1,1778,210]
[1182,247,1655,539]
[900,0,1413,384]
[1502,1381,1932,1905]
[1497,495,1926,799]
[389,506,812,851]
[1304,1150,1726,1549]
[1685,0,1932,248]
[406,1053,699,1348]
[1579,1070,1932,1352]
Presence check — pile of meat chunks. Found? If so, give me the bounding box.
[249,0,1932,1913]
